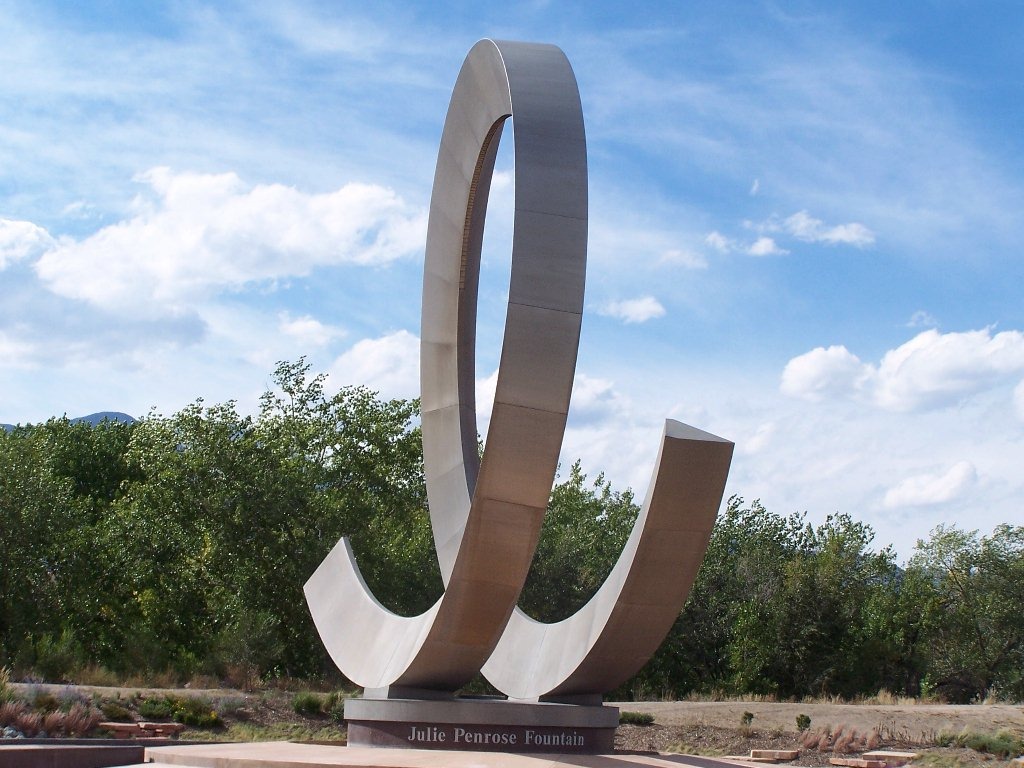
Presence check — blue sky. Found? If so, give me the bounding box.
[2,1,1022,562]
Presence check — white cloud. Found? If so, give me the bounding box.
[749,178,760,196]
[781,328,1024,412]
[0,218,55,269]
[710,211,872,257]
[660,248,708,269]
[0,330,36,367]
[872,328,1024,411]
[599,296,666,324]
[328,330,419,400]
[739,421,776,455]
[883,460,977,508]
[490,170,513,191]
[747,236,787,256]
[33,168,426,313]
[781,344,866,401]
[569,373,630,426]
[704,231,732,253]
[907,310,939,328]
[278,313,346,348]
[1015,380,1024,422]
[782,210,875,247]
[475,369,499,427]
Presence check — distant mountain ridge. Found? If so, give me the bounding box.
[1,411,136,432]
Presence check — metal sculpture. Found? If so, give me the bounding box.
[304,38,733,703]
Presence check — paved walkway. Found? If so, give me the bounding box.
[142,743,759,768]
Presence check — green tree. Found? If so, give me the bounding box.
[0,425,82,669]
[910,524,1024,701]
[519,461,638,622]
[727,514,898,698]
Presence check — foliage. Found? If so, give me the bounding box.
[323,690,346,722]
[934,729,1024,758]
[520,461,638,622]
[292,691,325,716]
[0,359,1021,702]
[909,524,1024,702]
[0,666,12,702]
[171,695,222,728]
[0,359,436,682]
[137,696,175,719]
[796,713,811,731]
[99,700,133,721]
[619,710,655,725]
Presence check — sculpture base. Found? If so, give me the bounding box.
[344,696,619,754]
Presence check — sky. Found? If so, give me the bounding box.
[2,1,1022,563]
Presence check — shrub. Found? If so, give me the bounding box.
[212,696,247,718]
[32,691,59,712]
[0,699,28,727]
[796,713,811,731]
[138,697,174,719]
[741,711,754,726]
[171,696,222,728]
[16,710,43,736]
[42,710,64,735]
[73,665,121,687]
[619,711,655,726]
[31,630,84,682]
[323,691,346,722]
[292,691,325,716]
[99,700,133,721]
[63,702,101,736]
[957,730,1023,758]
[0,667,12,702]
[933,731,956,748]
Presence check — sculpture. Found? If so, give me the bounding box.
[304,38,733,751]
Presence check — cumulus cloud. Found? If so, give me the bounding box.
[872,328,1024,411]
[278,312,345,348]
[781,328,1024,412]
[883,461,977,508]
[747,236,787,256]
[599,296,666,324]
[33,168,426,313]
[0,218,56,269]
[781,344,866,401]
[1015,380,1024,421]
[782,210,875,247]
[328,330,418,400]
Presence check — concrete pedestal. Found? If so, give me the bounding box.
[344,697,619,754]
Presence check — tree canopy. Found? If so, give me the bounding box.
[1,360,1021,701]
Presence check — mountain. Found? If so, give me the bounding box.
[1,411,137,432]
[71,411,136,426]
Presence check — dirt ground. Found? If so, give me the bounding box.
[610,700,1024,766]
[10,685,1024,766]
[609,700,1024,741]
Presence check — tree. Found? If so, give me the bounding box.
[910,524,1024,701]
[519,461,638,623]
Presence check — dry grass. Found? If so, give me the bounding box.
[182,721,346,743]
[799,724,882,753]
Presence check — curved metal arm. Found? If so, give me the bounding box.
[304,38,587,692]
